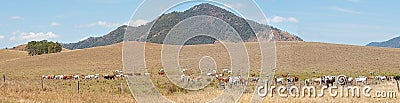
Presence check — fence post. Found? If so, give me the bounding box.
[78,80,80,93]
[299,81,302,90]
[120,82,123,94]
[41,77,44,90]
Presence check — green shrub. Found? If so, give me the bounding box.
[26,40,62,56]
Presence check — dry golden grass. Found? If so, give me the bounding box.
[249,81,398,103]
[277,42,400,79]
[1,41,400,102]
[0,50,27,62]
[0,43,134,102]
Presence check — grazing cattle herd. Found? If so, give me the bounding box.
[42,70,126,80]
[41,69,400,91]
[161,69,400,90]
[273,73,400,87]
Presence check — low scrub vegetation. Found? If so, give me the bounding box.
[26,40,62,56]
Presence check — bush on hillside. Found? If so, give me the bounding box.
[26,40,62,56]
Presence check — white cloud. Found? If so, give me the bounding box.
[77,21,120,28]
[9,31,59,41]
[226,3,243,9]
[97,21,119,27]
[271,16,286,23]
[287,17,299,23]
[0,35,4,40]
[9,16,23,20]
[271,16,299,23]
[20,32,59,40]
[50,22,60,27]
[79,36,91,41]
[130,19,148,27]
[331,7,362,14]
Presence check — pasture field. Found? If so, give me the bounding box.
[1,42,400,102]
[0,50,27,63]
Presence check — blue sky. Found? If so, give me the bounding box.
[0,0,399,48]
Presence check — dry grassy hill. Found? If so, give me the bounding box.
[277,42,400,78]
[140,41,400,78]
[8,44,69,52]
[1,42,400,102]
[0,50,27,62]
[8,44,28,51]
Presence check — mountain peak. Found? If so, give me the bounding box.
[188,3,223,11]
[63,3,303,50]
[366,35,400,48]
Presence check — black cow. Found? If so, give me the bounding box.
[394,76,400,81]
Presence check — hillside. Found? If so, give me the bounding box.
[8,44,69,51]
[62,3,302,50]
[2,42,400,102]
[8,44,27,51]
[367,36,400,48]
[5,42,400,78]
[0,50,27,62]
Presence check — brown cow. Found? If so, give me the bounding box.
[223,77,230,83]
[250,73,256,77]
[125,73,133,76]
[158,72,165,75]
[158,69,165,75]
[282,73,289,78]
[218,77,223,81]
[134,73,141,76]
[104,74,115,80]
[385,76,391,81]
[293,76,299,82]
[63,75,73,80]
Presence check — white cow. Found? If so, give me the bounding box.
[212,70,217,75]
[186,76,191,83]
[181,75,185,82]
[355,76,368,85]
[94,74,100,79]
[84,75,91,80]
[55,75,63,79]
[115,70,123,75]
[42,75,55,79]
[73,75,80,79]
[275,77,285,84]
[115,74,124,79]
[232,76,240,86]
[304,79,311,86]
[313,78,323,85]
[228,76,234,87]
[347,77,353,85]
[182,69,187,73]
[375,76,386,81]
